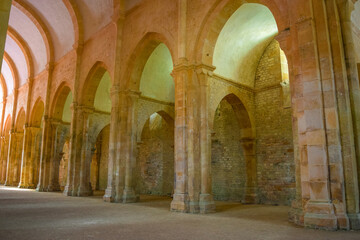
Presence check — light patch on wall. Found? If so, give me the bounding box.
[62,92,72,123]
[213,3,278,87]
[94,71,111,113]
[140,43,174,103]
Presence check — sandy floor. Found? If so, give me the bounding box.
[0,186,359,240]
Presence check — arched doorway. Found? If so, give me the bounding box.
[90,125,110,194]
[64,63,112,197]
[201,3,295,209]
[211,94,255,203]
[21,99,44,188]
[37,84,72,192]
[121,40,175,204]
[135,111,174,197]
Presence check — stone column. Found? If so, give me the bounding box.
[18,125,32,188]
[197,65,216,213]
[4,129,16,186]
[48,121,62,192]
[63,103,78,196]
[77,106,94,197]
[28,127,40,188]
[0,136,6,184]
[122,91,139,203]
[170,61,191,213]
[336,0,360,229]
[37,117,53,191]
[104,86,120,202]
[294,2,346,229]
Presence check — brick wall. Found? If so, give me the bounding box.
[254,40,295,205]
[211,99,247,201]
[135,112,174,196]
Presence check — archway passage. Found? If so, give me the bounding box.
[211,95,255,202]
[37,84,72,192]
[59,140,69,191]
[205,2,295,208]
[20,99,44,189]
[5,109,25,186]
[62,64,112,197]
[0,116,11,184]
[90,124,110,195]
[135,112,174,197]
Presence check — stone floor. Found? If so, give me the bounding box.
[0,186,359,240]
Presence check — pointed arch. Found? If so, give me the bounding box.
[123,32,176,90]
[50,82,72,121]
[30,98,44,127]
[194,0,288,66]
[3,115,11,135]
[80,61,110,107]
[15,108,25,132]
[0,74,8,99]
[7,26,34,79]
[211,93,254,139]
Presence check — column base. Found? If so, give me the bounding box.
[47,184,61,192]
[36,184,46,192]
[77,185,93,197]
[336,213,350,230]
[122,188,137,203]
[4,181,12,186]
[103,187,115,202]
[18,182,28,188]
[304,201,337,230]
[348,213,360,230]
[171,193,190,213]
[63,185,73,196]
[199,193,216,213]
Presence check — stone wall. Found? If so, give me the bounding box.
[254,40,295,205]
[135,112,174,196]
[211,99,246,201]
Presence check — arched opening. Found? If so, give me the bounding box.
[90,124,110,194]
[135,111,174,198]
[70,62,112,197]
[27,99,44,188]
[211,94,254,202]
[129,41,175,204]
[204,3,295,209]
[0,115,11,184]
[59,140,69,191]
[6,109,25,186]
[46,84,72,192]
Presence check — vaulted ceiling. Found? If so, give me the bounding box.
[0,0,141,97]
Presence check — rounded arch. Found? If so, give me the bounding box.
[80,61,111,107]
[15,108,25,132]
[7,26,34,79]
[211,93,254,139]
[194,0,287,66]
[123,32,176,91]
[50,82,72,121]
[13,0,54,63]
[30,98,44,127]
[3,51,19,90]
